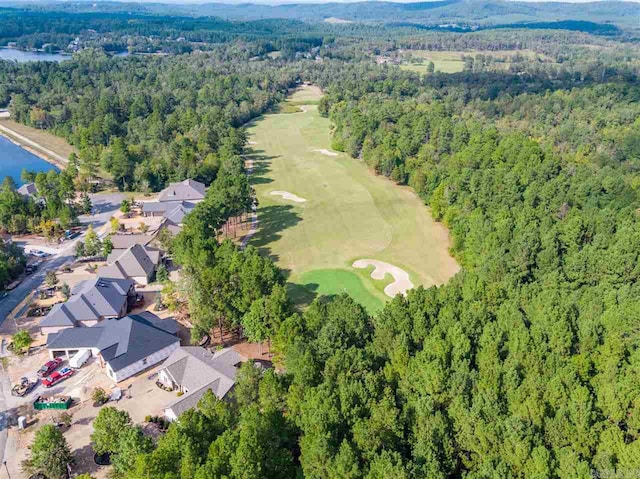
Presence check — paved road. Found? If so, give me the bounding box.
[0,340,16,479]
[0,192,125,324]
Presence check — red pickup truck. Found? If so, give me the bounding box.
[37,357,63,378]
[42,367,74,388]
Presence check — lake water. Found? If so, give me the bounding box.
[0,48,131,63]
[0,135,56,185]
[0,48,68,63]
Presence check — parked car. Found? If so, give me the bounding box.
[42,367,74,388]
[37,357,63,378]
[11,377,38,397]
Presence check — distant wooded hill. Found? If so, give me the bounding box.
[21,0,640,29]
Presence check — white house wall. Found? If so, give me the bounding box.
[164,408,178,422]
[112,341,180,382]
[132,276,149,286]
[158,369,174,387]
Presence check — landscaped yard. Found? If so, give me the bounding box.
[246,85,460,312]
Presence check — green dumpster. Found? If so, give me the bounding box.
[33,396,73,410]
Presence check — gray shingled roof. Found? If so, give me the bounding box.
[157,218,182,236]
[47,313,179,372]
[157,179,206,203]
[142,200,195,222]
[107,248,161,265]
[135,311,180,335]
[110,234,153,250]
[98,244,159,281]
[166,380,221,417]
[164,204,192,224]
[162,347,242,416]
[41,278,133,328]
[17,182,38,198]
[46,327,104,348]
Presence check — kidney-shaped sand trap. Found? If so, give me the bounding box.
[270,190,307,203]
[312,148,338,157]
[353,259,414,298]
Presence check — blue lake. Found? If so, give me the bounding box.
[0,135,56,185]
[0,48,68,63]
[0,48,130,63]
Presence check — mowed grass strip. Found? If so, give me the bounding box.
[247,86,460,307]
[0,118,77,159]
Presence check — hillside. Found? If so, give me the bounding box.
[30,0,640,29]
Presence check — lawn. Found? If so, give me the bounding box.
[246,85,460,310]
[0,118,77,160]
[295,269,388,313]
[399,49,552,74]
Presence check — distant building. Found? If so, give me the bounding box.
[158,347,242,421]
[97,244,161,286]
[17,182,38,199]
[46,313,180,383]
[39,278,135,335]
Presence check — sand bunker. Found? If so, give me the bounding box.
[270,190,307,203]
[353,259,414,298]
[312,148,338,157]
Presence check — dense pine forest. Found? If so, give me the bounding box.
[2,10,640,478]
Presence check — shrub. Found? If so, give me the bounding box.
[92,387,108,406]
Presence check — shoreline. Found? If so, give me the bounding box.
[0,121,68,170]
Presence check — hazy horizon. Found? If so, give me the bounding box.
[1,0,639,4]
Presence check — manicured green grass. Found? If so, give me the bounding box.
[275,103,302,114]
[401,60,464,74]
[247,86,460,309]
[295,268,386,313]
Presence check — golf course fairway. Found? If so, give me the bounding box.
[246,85,460,312]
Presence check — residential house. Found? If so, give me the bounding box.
[142,200,196,220]
[17,182,38,199]
[140,179,204,235]
[97,244,161,286]
[158,347,243,421]
[157,179,206,203]
[39,278,135,336]
[46,312,180,383]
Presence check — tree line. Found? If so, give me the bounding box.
[0,50,301,192]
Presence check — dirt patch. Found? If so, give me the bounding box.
[353,259,414,297]
[312,148,338,157]
[270,190,307,203]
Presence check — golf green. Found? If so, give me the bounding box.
[296,268,388,313]
[246,85,460,309]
